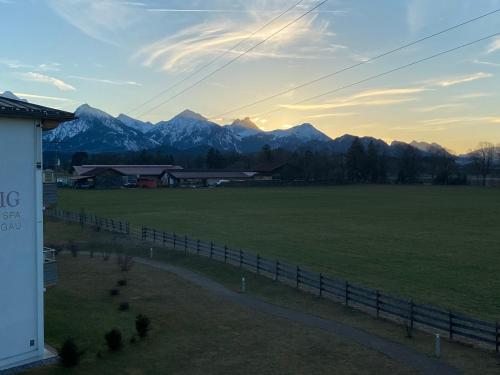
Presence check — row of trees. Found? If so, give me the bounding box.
[49,139,499,186]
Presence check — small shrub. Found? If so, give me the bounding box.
[135,315,151,338]
[105,329,123,351]
[117,254,134,272]
[59,338,82,367]
[119,302,130,311]
[110,288,120,297]
[117,279,127,287]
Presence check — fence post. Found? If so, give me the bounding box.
[126,222,130,235]
[345,281,349,306]
[496,321,499,353]
[256,255,260,274]
[111,219,115,232]
[173,233,177,249]
[141,226,146,241]
[197,240,200,255]
[319,273,323,297]
[275,260,279,281]
[239,250,243,268]
[210,241,213,258]
[224,245,227,263]
[162,232,166,246]
[296,266,300,288]
[448,311,453,340]
[376,290,380,318]
[184,235,188,255]
[153,229,156,242]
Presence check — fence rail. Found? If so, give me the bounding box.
[46,208,500,352]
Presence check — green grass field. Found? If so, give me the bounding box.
[58,185,500,320]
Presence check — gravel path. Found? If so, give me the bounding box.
[135,257,460,375]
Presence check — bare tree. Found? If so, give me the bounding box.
[471,142,495,187]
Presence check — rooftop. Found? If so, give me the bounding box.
[74,164,183,177]
[0,96,75,126]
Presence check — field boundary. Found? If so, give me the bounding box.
[46,207,500,353]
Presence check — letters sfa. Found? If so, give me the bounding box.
[0,191,20,208]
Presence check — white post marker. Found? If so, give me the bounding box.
[435,334,441,358]
[241,276,246,293]
[150,247,153,259]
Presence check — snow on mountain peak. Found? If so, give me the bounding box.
[75,104,113,119]
[271,123,330,141]
[117,113,153,133]
[231,117,260,130]
[171,109,207,122]
[1,91,28,102]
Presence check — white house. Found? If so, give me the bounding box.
[0,97,74,371]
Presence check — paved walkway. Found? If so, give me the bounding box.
[135,257,460,375]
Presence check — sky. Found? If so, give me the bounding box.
[1,0,499,153]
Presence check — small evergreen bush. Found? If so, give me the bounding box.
[105,329,123,351]
[59,338,82,367]
[135,315,151,338]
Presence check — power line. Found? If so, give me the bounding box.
[211,7,500,120]
[252,32,500,118]
[137,0,329,119]
[128,0,307,115]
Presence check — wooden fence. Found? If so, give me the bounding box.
[46,208,500,352]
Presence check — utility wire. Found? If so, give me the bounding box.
[128,0,307,115]
[252,32,500,118]
[137,0,329,119]
[211,7,500,120]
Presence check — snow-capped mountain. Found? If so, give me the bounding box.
[117,113,153,134]
[0,91,27,102]
[41,103,448,156]
[148,110,240,151]
[43,104,155,153]
[226,117,261,137]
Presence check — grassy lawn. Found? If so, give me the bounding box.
[57,185,500,320]
[30,251,418,375]
[42,221,500,375]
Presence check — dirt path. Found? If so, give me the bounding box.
[135,257,460,375]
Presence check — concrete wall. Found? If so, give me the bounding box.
[0,117,44,370]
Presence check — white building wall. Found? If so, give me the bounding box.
[0,117,44,370]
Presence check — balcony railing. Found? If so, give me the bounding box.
[43,247,58,287]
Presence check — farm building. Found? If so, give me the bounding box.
[164,170,258,187]
[252,161,302,180]
[72,164,183,188]
[0,96,74,371]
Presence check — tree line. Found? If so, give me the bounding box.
[48,138,499,186]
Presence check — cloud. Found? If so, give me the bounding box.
[280,86,425,111]
[308,112,356,118]
[281,97,417,111]
[486,37,500,54]
[473,59,500,67]
[21,72,76,91]
[14,92,72,102]
[48,0,141,45]
[0,59,62,72]
[452,92,494,100]
[69,75,141,86]
[415,103,465,112]
[434,72,493,87]
[419,116,500,126]
[135,3,339,72]
[0,58,32,69]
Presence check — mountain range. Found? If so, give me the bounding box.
[1,92,449,156]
